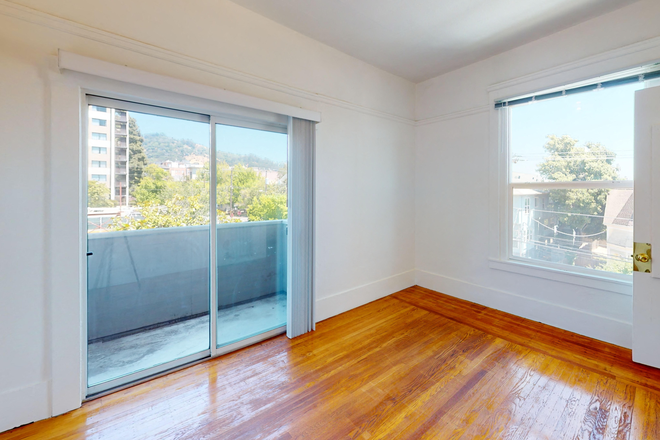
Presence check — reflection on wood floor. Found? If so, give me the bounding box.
[3,286,660,439]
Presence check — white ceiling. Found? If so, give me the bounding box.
[230,0,639,82]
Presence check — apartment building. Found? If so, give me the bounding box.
[88,106,129,205]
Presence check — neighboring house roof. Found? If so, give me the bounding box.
[603,189,634,227]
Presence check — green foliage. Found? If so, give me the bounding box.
[232,164,265,210]
[88,180,116,208]
[132,164,172,205]
[538,135,619,234]
[128,116,147,188]
[596,259,633,275]
[110,195,240,230]
[247,194,287,221]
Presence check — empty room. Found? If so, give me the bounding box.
[2,0,660,438]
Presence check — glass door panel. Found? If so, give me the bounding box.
[86,102,211,389]
[215,124,288,347]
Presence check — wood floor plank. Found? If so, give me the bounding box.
[2,286,660,439]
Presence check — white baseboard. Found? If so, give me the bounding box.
[316,270,416,322]
[415,269,633,349]
[0,381,50,433]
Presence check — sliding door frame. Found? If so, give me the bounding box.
[83,95,288,398]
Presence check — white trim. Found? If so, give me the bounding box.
[59,51,321,123]
[488,259,632,295]
[415,269,633,348]
[510,180,633,190]
[415,105,491,126]
[0,1,418,124]
[315,270,415,322]
[488,36,660,96]
[0,381,51,433]
[49,69,85,417]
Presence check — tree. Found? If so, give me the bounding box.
[88,180,116,207]
[231,164,265,210]
[109,195,239,230]
[247,194,287,221]
[128,116,148,189]
[537,135,619,235]
[132,164,172,204]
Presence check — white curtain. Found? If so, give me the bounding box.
[287,117,316,338]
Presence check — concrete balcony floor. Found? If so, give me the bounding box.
[88,293,287,386]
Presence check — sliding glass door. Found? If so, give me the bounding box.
[86,97,288,395]
[215,124,288,348]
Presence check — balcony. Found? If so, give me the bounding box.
[115,111,127,122]
[86,220,287,385]
[115,168,127,175]
[115,155,127,161]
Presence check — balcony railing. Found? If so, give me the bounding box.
[115,155,127,161]
[87,220,287,340]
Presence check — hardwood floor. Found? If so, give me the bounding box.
[3,286,660,439]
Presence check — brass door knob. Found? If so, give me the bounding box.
[635,253,651,263]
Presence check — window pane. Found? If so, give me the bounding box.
[512,188,633,275]
[215,124,288,348]
[87,104,211,388]
[509,83,641,183]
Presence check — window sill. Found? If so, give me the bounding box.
[488,258,632,296]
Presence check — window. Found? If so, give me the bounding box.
[91,105,107,112]
[497,68,660,277]
[91,160,107,168]
[91,174,107,182]
[91,132,107,141]
[92,118,107,126]
[91,147,107,155]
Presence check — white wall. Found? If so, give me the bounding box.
[415,0,660,350]
[0,0,415,431]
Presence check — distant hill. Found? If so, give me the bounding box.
[144,133,208,163]
[143,133,285,169]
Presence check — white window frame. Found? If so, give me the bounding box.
[48,51,320,417]
[483,60,660,296]
[501,104,633,282]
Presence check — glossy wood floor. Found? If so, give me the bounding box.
[4,286,660,439]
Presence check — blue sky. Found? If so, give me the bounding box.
[130,112,287,164]
[510,82,643,180]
